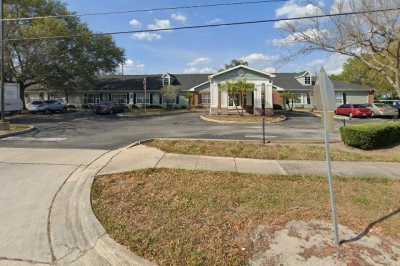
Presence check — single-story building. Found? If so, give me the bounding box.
[188,65,374,114]
[24,73,210,108]
[24,65,374,113]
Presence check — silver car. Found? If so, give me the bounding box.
[27,101,48,113]
[44,100,65,113]
[369,103,398,118]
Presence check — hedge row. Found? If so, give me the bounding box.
[340,122,400,150]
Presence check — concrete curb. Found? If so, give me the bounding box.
[151,137,341,144]
[50,146,157,265]
[117,110,191,118]
[200,115,287,125]
[0,125,36,139]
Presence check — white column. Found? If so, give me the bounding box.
[210,82,218,108]
[265,82,273,109]
[254,84,262,109]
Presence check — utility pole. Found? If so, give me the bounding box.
[0,0,8,130]
[143,77,147,113]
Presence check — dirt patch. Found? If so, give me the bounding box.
[250,220,400,266]
[92,169,400,266]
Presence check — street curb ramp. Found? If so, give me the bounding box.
[50,146,157,266]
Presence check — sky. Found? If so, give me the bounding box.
[63,0,348,75]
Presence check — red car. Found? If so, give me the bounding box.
[335,104,373,118]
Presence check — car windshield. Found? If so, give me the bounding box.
[31,101,43,105]
[353,104,368,108]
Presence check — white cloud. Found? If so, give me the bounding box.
[132,18,173,41]
[306,54,349,75]
[208,18,223,24]
[274,0,324,28]
[132,32,162,41]
[272,28,328,46]
[187,57,211,67]
[263,67,277,73]
[183,67,215,74]
[120,59,145,74]
[129,19,142,29]
[148,19,171,30]
[171,14,187,23]
[241,53,275,65]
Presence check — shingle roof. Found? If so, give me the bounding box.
[94,73,210,92]
[331,80,372,91]
[272,72,310,91]
[170,74,210,91]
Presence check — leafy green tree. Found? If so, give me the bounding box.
[218,79,255,115]
[161,85,179,109]
[5,0,125,106]
[331,57,396,98]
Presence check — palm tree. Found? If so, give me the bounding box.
[219,79,255,115]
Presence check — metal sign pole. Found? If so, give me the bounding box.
[323,111,340,247]
[145,78,147,113]
[315,68,340,248]
[0,0,5,123]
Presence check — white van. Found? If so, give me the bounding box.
[0,83,23,114]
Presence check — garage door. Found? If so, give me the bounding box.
[346,91,369,104]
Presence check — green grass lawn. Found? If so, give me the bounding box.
[92,169,400,266]
[147,139,400,162]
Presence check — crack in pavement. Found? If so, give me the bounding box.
[0,256,50,265]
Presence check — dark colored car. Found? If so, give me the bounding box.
[94,102,127,114]
[335,104,373,118]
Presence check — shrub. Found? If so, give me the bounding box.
[340,122,400,150]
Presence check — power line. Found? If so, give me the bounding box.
[4,0,289,22]
[7,6,400,42]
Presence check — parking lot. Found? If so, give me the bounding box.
[1,111,396,150]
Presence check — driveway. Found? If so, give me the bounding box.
[0,111,348,149]
[0,147,107,265]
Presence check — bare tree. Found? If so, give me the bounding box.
[276,0,400,94]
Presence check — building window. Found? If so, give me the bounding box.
[305,76,311,85]
[335,92,344,105]
[136,93,150,104]
[111,94,128,104]
[176,95,180,105]
[200,94,210,105]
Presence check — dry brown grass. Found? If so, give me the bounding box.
[147,139,400,162]
[0,124,30,135]
[92,169,400,266]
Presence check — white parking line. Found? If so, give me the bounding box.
[245,135,278,139]
[2,137,67,142]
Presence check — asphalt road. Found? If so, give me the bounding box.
[0,111,393,149]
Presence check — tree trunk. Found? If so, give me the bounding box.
[18,81,26,110]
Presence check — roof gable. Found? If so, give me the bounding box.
[210,65,275,79]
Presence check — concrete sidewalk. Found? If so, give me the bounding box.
[100,145,400,179]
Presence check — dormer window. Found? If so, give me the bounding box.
[305,76,311,85]
[162,74,171,87]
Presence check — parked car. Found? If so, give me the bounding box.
[26,101,48,113]
[44,100,65,113]
[94,102,127,114]
[335,104,373,118]
[368,103,398,118]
